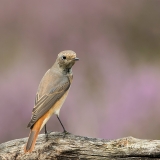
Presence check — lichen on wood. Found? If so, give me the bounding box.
[1,132,160,160]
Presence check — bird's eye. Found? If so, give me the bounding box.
[62,56,66,60]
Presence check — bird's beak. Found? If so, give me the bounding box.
[74,57,79,61]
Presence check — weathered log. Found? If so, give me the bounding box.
[0,132,160,160]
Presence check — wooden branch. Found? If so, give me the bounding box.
[0,132,160,160]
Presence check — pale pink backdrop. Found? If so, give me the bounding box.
[0,0,160,143]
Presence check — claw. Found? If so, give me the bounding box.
[62,130,71,138]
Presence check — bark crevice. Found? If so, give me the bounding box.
[0,132,160,160]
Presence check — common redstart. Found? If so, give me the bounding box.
[24,50,79,153]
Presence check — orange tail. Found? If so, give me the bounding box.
[24,129,39,153]
[24,119,43,153]
[24,109,52,153]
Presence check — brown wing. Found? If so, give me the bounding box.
[27,79,70,129]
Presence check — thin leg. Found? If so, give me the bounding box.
[44,124,52,140]
[57,115,67,133]
[45,124,47,134]
[44,124,49,142]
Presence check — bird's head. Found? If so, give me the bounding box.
[57,50,79,71]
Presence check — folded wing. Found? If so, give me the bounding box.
[27,79,70,129]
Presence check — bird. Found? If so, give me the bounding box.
[24,50,79,153]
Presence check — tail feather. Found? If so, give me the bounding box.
[24,108,52,153]
[24,129,39,153]
[26,130,35,150]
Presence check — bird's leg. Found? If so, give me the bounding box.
[56,115,69,133]
[45,124,47,134]
[44,124,49,141]
[44,124,52,135]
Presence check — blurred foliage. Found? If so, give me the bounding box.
[0,0,160,143]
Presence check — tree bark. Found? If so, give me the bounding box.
[0,132,160,160]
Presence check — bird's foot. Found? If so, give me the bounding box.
[63,130,70,134]
[44,130,52,142]
[62,130,71,138]
[44,130,52,135]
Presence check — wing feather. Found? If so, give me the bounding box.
[27,80,70,128]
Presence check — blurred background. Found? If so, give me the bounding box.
[1,0,160,143]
